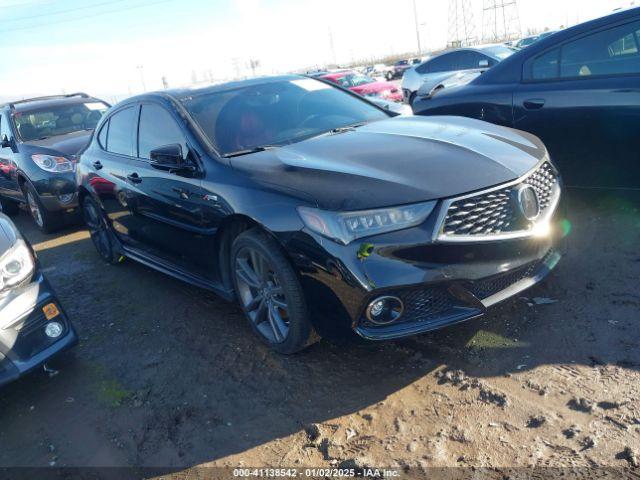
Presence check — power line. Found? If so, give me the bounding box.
[2,0,131,23]
[0,0,175,34]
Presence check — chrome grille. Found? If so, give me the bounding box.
[440,161,559,239]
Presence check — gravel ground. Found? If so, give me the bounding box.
[0,191,638,477]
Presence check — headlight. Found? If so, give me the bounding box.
[0,239,35,293]
[32,154,74,173]
[298,201,436,245]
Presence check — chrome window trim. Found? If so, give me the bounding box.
[433,158,561,243]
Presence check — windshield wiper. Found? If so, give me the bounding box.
[328,121,368,135]
[222,145,279,158]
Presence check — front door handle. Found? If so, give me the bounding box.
[92,160,103,170]
[523,98,546,110]
[127,173,142,184]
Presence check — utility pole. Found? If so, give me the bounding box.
[136,65,146,92]
[482,0,521,43]
[412,0,421,53]
[448,0,477,47]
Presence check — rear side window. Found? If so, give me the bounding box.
[530,20,640,81]
[427,53,459,73]
[560,20,640,77]
[105,107,136,156]
[137,104,187,160]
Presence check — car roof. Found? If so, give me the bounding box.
[477,5,640,84]
[124,75,319,104]
[0,93,105,112]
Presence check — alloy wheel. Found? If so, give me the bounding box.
[26,191,44,228]
[83,201,112,260]
[234,247,290,344]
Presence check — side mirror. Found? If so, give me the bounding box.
[149,144,194,173]
[1,134,11,149]
[479,59,490,68]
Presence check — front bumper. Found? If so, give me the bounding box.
[0,273,77,387]
[32,175,79,212]
[288,206,565,342]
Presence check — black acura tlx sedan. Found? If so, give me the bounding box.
[76,75,563,353]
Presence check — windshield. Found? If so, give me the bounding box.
[483,45,517,59]
[14,101,109,141]
[180,78,389,156]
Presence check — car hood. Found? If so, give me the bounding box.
[0,214,19,255]
[23,130,93,157]
[230,116,547,211]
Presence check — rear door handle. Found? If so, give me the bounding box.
[127,173,142,184]
[523,98,546,110]
[92,160,103,170]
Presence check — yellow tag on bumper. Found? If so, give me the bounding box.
[43,303,60,320]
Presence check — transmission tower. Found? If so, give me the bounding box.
[448,0,477,48]
[482,0,522,43]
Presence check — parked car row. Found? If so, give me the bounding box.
[413,6,640,190]
[4,6,635,384]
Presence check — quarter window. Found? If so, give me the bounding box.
[137,104,187,160]
[97,120,109,149]
[0,114,12,147]
[105,107,136,156]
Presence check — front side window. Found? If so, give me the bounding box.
[13,100,109,142]
[531,48,560,80]
[560,20,640,78]
[105,106,136,156]
[181,78,389,156]
[137,104,187,160]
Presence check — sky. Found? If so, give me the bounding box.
[0,0,635,102]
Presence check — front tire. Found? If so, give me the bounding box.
[82,196,122,265]
[23,183,60,233]
[231,229,318,354]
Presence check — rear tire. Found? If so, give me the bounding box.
[0,197,20,216]
[22,183,60,233]
[231,228,318,354]
[82,196,122,265]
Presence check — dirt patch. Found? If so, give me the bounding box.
[0,193,639,472]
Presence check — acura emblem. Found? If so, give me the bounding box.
[514,185,540,221]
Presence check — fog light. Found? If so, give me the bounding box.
[365,296,404,325]
[45,322,63,338]
[58,193,74,204]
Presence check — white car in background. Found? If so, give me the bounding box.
[401,44,516,104]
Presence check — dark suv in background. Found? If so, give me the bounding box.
[0,93,110,232]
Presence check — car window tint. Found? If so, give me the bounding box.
[415,61,430,74]
[459,51,487,70]
[97,120,109,149]
[137,104,187,160]
[106,106,136,156]
[560,20,640,78]
[428,53,458,73]
[532,48,560,80]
